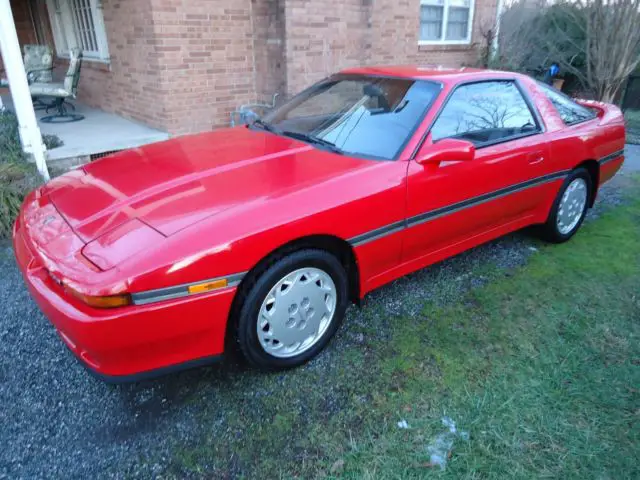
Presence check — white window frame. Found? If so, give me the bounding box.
[419,0,475,46]
[46,0,110,63]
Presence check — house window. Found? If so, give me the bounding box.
[419,0,475,45]
[46,0,110,62]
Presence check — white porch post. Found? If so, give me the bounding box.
[0,0,50,181]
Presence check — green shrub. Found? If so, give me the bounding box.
[0,161,41,238]
[43,133,63,150]
[0,110,26,164]
[0,110,53,239]
[0,110,63,162]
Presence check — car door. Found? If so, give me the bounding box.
[402,79,551,264]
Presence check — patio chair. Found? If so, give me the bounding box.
[24,44,55,83]
[25,44,55,109]
[29,48,84,123]
[1,44,54,96]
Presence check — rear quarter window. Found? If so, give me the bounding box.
[536,81,596,125]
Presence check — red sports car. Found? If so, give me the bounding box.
[14,67,625,382]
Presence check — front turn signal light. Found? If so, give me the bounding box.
[64,285,132,309]
[187,278,228,294]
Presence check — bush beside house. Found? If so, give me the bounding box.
[0,110,61,239]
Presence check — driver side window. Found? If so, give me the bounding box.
[431,81,540,146]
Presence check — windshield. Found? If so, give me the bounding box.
[259,75,441,160]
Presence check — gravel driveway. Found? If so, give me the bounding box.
[1,146,638,479]
[623,143,640,172]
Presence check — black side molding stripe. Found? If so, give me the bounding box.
[131,272,247,305]
[599,149,624,165]
[407,171,569,229]
[350,148,625,248]
[349,170,569,247]
[348,220,406,246]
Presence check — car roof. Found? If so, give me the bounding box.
[338,65,523,84]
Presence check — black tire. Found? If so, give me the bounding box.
[540,168,592,243]
[235,249,349,370]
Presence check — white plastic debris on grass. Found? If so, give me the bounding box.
[426,416,469,470]
[397,419,410,429]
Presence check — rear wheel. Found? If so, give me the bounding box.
[540,168,591,243]
[235,249,348,370]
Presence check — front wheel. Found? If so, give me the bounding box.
[540,168,592,243]
[235,249,349,370]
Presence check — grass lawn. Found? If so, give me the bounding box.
[625,109,640,144]
[168,178,640,479]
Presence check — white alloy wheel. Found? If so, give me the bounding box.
[556,177,588,235]
[257,267,337,358]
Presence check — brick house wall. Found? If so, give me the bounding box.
[252,0,286,102]
[282,0,371,96]
[368,0,498,66]
[78,0,258,135]
[4,0,498,136]
[3,0,259,135]
[148,0,257,135]
[11,0,38,45]
[77,1,166,131]
[0,0,38,73]
[262,0,499,101]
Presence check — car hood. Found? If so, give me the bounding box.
[45,127,372,242]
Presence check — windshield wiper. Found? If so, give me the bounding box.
[251,119,280,134]
[281,130,343,155]
[252,122,344,155]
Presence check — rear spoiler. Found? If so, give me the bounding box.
[575,99,623,124]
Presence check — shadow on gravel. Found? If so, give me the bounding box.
[101,357,250,441]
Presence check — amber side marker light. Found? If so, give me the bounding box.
[64,285,132,309]
[187,278,228,295]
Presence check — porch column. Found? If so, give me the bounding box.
[0,0,50,181]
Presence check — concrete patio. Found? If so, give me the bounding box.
[1,93,169,167]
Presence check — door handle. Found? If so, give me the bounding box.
[528,152,545,165]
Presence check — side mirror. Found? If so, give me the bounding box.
[416,138,475,165]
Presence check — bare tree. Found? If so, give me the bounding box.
[502,0,640,102]
[541,0,640,101]
[582,0,640,101]
[478,22,495,68]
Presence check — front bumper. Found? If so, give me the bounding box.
[13,218,236,382]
